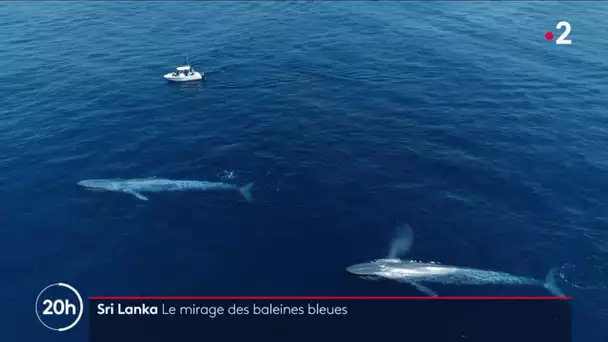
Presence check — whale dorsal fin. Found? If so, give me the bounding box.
[387,223,414,259]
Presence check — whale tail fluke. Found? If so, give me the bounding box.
[544,267,565,297]
[239,182,254,202]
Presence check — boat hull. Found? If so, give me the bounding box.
[163,72,203,82]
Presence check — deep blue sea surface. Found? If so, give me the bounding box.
[1,2,607,341]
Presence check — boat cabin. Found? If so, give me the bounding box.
[171,65,195,76]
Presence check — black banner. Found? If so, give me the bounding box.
[90,296,571,342]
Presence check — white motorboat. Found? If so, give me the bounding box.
[164,65,203,82]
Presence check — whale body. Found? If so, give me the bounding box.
[346,258,565,297]
[77,178,254,202]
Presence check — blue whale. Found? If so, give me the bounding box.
[78,178,254,202]
[347,258,565,297]
[347,224,565,296]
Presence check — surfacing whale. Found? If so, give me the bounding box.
[77,177,254,202]
[347,258,564,297]
[346,224,565,297]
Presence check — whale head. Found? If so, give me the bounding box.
[77,179,118,191]
[346,258,403,276]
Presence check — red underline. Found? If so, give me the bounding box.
[89,296,571,300]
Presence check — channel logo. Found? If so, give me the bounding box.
[545,21,572,45]
[35,283,83,332]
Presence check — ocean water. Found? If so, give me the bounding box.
[1,1,607,341]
